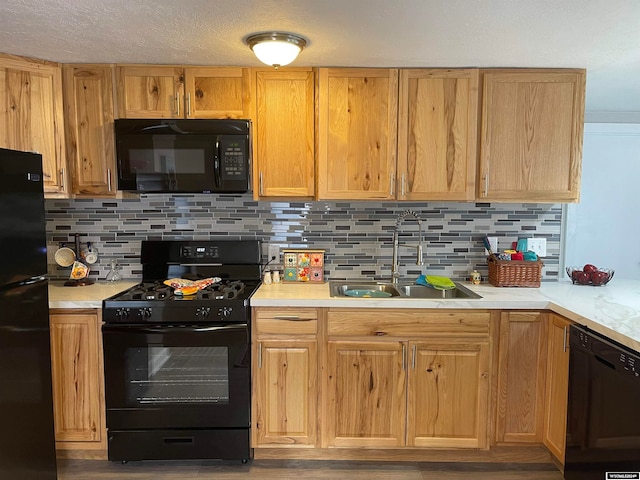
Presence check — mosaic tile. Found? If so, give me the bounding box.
[45,194,563,283]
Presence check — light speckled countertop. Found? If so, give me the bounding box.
[48,280,139,309]
[251,279,640,352]
[48,278,640,353]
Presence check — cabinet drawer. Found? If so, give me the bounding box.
[254,308,318,335]
[327,309,490,338]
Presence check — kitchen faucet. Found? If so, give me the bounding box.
[391,210,424,283]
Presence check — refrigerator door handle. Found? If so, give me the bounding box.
[1,276,47,292]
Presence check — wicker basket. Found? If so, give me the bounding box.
[487,255,543,287]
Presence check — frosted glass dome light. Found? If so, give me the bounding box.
[246,32,307,68]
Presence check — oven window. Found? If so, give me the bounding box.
[126,346,229,405]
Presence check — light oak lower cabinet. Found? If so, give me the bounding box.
[252,308,318,447]
[324,309,491,449]
[543,313,573,464]
[495,311,548,444]
[326,340,406,447]
[408,340,490,448]
[49,309,106,452]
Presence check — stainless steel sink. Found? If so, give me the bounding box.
[329,282,401,298]
[397,283,482,299]
[328,281,482,299]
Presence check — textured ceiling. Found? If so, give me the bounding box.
[1,0,639,117]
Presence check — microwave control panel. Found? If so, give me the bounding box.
[221,139,247,180]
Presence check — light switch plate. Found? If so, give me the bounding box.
[527,238,547,257]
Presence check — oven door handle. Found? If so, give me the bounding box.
[102,323,247,334]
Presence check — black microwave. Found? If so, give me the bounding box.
[114,119,251,193]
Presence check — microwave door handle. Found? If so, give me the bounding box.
[214,139,221,187]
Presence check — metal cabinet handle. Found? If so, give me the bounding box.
[402,343,406,371]
[258,343,263,368]
[259,172,264,196]
[401,173,406,197]
[482,173,488,197]
[390,173,395,197]
[175,92,180,117]
[411,344,416,369]
[272,315,313,321]
[59,168,65,191]
[187,92,191,117]
[563,325,568,352]
[107,168,112,192]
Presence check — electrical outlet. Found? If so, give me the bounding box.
[46,242,58,264]
[485,236,498,256]
[527,238,547,257]
[267,244,280,262]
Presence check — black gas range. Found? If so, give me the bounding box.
[103,278,260,324]
[101,240,262,463]
[103,240,262,325]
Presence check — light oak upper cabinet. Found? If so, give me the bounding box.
[62,65,116,196]
[116,66,183,118]
[0,53,67,196]
[397,69,479,201]
[495,311,548,444]
[184,67,250,118]
[317,68,398,200]
[479,69,585,202]
[252,308,318,447]
[543,313,573,464]
[116,65,250,119]
[250,68,315,198]
[49,310,105,451]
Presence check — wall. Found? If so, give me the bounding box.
[563,123,640,279]
[46,196,562,283]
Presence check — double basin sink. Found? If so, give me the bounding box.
[329,280,482,299]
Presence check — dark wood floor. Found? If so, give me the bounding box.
[57,458,564,480]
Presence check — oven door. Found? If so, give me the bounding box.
[102,322,250,430]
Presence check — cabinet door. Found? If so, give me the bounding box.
[63,65,116,196]
[317,68,398,200]
[49,311,103,444]
[407,340,490,449]
[543,313,573,463]
[253,339,317,447]
[251,68,315,198]
[116,65,183,118]
[325,340,406,447]
[496,311,548,443]
[397,69,479,201]
[479,69,585,202]
[183,67,249,119]
[0,54,67,196]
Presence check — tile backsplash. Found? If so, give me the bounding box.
[45,194,562,283]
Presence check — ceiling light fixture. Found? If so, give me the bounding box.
[246,32,307,69]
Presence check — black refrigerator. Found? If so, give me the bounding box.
[0,148,57,479]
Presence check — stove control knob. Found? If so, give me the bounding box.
[196,307,211,319]
[116,308,130,321]
[218,307,232,318]
[137,308,152,320]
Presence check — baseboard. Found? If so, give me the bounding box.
[253,445,554,463]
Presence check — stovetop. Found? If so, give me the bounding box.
[107,279,258,303]
[103,239,263,324]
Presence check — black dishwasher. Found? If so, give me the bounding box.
[565,325,640,480]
